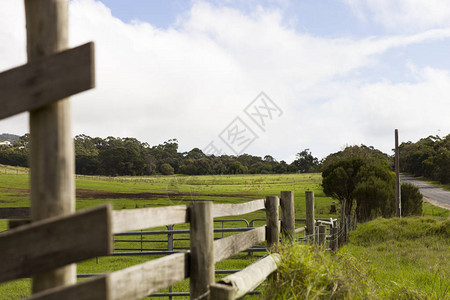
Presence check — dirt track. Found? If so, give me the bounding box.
[0,186,259,202]
[76,189,258,201]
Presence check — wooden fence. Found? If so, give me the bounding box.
[0,190,340,299]
[0,2,342,298]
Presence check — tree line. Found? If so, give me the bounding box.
[0,134,321,176]
[399,134,450,184]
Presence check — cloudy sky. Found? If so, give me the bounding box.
[1,0,449,162]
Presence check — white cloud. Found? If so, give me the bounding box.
[344,0,450,31]
[1,0,449,161]
[305,66,450,156]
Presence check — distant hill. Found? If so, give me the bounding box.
[0,133,20,142]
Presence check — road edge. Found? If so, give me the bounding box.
[423,197,450,211]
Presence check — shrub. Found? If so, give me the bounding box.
[401,183,423,216]
[160,163,174,175]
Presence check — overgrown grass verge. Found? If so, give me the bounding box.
[264,243,377,299]
[267,216,449,299]
[344,217,449,299]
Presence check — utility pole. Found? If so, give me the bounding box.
[395,129,401,217]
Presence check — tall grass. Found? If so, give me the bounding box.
[268,216,449,299]
[344,217,449,299]
[265,243,378,299]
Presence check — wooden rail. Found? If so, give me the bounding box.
[211,254,281,299]
[112,205,189,234]
[214,226,266,263]
[0,42,95,120]
[0,204,112,283]
[212,199,265,218]
[295,226,306,233]
[29,253,189,300]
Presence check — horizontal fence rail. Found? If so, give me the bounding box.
[214,226,266,263]
[112,205,189,234]
[0,204,112,283]
[211,254,281,299]
[212,199,265,218]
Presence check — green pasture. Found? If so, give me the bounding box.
[1,165,448,299]
[0,167,335,299]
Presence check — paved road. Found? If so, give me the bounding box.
[401,175,450,210]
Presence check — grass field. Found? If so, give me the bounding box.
[1,165,448,299]
[0,166,336,299]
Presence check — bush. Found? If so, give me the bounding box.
[160,163,174,175]
[401,183,423,216]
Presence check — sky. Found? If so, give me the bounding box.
[1,0,450,162]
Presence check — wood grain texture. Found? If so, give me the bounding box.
[0,207,31,219]
[219,254,280,299]
[0,204,112,283]
[112,205,188,234]
[214,226,266,263]
[0,42,95,120]
[24,0,80,291]
[109,253,189,300]
[27,253,189,300]
[209,283,236,300]
[212,199,265,218]
[189,202,214,300]
[280,191,295,242]
[265,196,279,248]
[27,275,110,300]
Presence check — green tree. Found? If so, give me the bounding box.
[292,149,319,173]
[353,163,395,222]
[399,134,450,184]
[160,163,174,175]
[322,158,365,218]
[322,149,396,223]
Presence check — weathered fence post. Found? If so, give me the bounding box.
[318,224,326,248]
[305,191,315,243]
[330,219,337,251]
[265,196,280,249]
[25,0,76,293]
[190,202,214,300]
[280,191,295,242]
